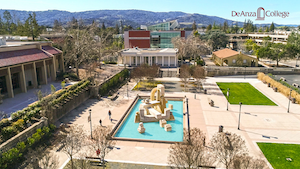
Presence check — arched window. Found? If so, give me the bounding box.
[232,59,236,64]
[243,59,247,63]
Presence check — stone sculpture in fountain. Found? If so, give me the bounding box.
[135,84,175,133]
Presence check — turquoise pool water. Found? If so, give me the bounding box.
[114,99,183,142]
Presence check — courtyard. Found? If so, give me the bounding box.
[46,75,300,169]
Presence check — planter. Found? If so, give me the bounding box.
[204,89,207,94]
[268,83,271,87]
[273,87,277,92]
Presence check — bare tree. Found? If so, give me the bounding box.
[89,126,116,167]
[210,132,248,169]
[180,64,190,92]
[61,124,86,169]
[192,66,205,93]
[25,147,59,169]
[232,155,267,169]
[131,64,159,89]
[168,128,214,169]
[63,27,97,78]
[172,35,210,65]
[39,152,59,169]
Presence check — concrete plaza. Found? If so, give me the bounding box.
[53,76,300,169]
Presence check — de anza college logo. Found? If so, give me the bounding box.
[232,7,289,21]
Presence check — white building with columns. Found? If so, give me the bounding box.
[118,48,178,67]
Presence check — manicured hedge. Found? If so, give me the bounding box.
[0,79,90,143]
[0,124,56,169]
[99,69,129,96]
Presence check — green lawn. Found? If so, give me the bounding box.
[216,82,276,105]
[257,143,300,169]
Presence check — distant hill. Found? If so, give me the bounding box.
[0,9,297,28]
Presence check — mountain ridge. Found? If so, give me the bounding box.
[0,9,297,28]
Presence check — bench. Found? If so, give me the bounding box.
[85,157,105,166]
[108,92,119,101]
[207,98,214,107]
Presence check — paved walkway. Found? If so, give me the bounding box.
[0,81,74,116]
[47,76,300,169]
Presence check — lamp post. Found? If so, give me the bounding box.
[287,89,292,113]
[238,102,242,130]
[88,109,93,139]
[186,98,191,143]
[226,88,230,111]
[127,78,129,98]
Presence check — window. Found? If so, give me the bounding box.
[232,59,236,64]
[243,59,247,63]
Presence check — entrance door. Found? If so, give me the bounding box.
[152,57,156,65]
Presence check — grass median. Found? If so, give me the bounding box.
[217,82,277,105]
[257,142,300,169]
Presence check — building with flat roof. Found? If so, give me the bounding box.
[118,48,178,67]
[147,20,179,31]
[212,48,258,67]
[0,39,64,98]
[124,30,187,49]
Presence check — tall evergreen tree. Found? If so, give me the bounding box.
[206,24,212,32]
[265,26,269,32]
[101,22,106,30]
[115,23,119,34]
[3,10,12,34]
[223,21,228,32]
[192,21,197,31]
[212,22,217,29]
[270,22,275,32]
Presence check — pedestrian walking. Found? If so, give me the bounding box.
[99,119,102,126]
[108,110,112,120]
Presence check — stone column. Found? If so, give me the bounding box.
[149,56,152,66]
[51,56,57,81]
[32,62,38,88]
[175,56,177,67]
[162,56,164,67]
[42,60,48,85]
[135,56,137,66]
[168,56,170,66]
[6,67,14,98]
[156,56,158,65]
[124,56,126,65]
[130,56,132,66]
[20,65,27,93]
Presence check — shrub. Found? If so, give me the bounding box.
[1,126,17,141]
[0,125,56,168]
[257,72,300,104]
[12,119,25,131]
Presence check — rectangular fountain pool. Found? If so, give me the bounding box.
[114,99,183,142]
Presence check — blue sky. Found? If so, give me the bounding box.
[1,0,299,25]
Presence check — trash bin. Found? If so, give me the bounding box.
[268,83,271,87]
[204,89,207,94]
[219,125,223,132]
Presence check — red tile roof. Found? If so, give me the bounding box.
[42,46,62,55]
[0,49,52,67]
[213,48,239,59]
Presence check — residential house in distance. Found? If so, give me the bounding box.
[212,48,258,67]
[0,38,64,98]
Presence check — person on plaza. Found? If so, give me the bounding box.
[99,119,102,126]
[108,110,112,120]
